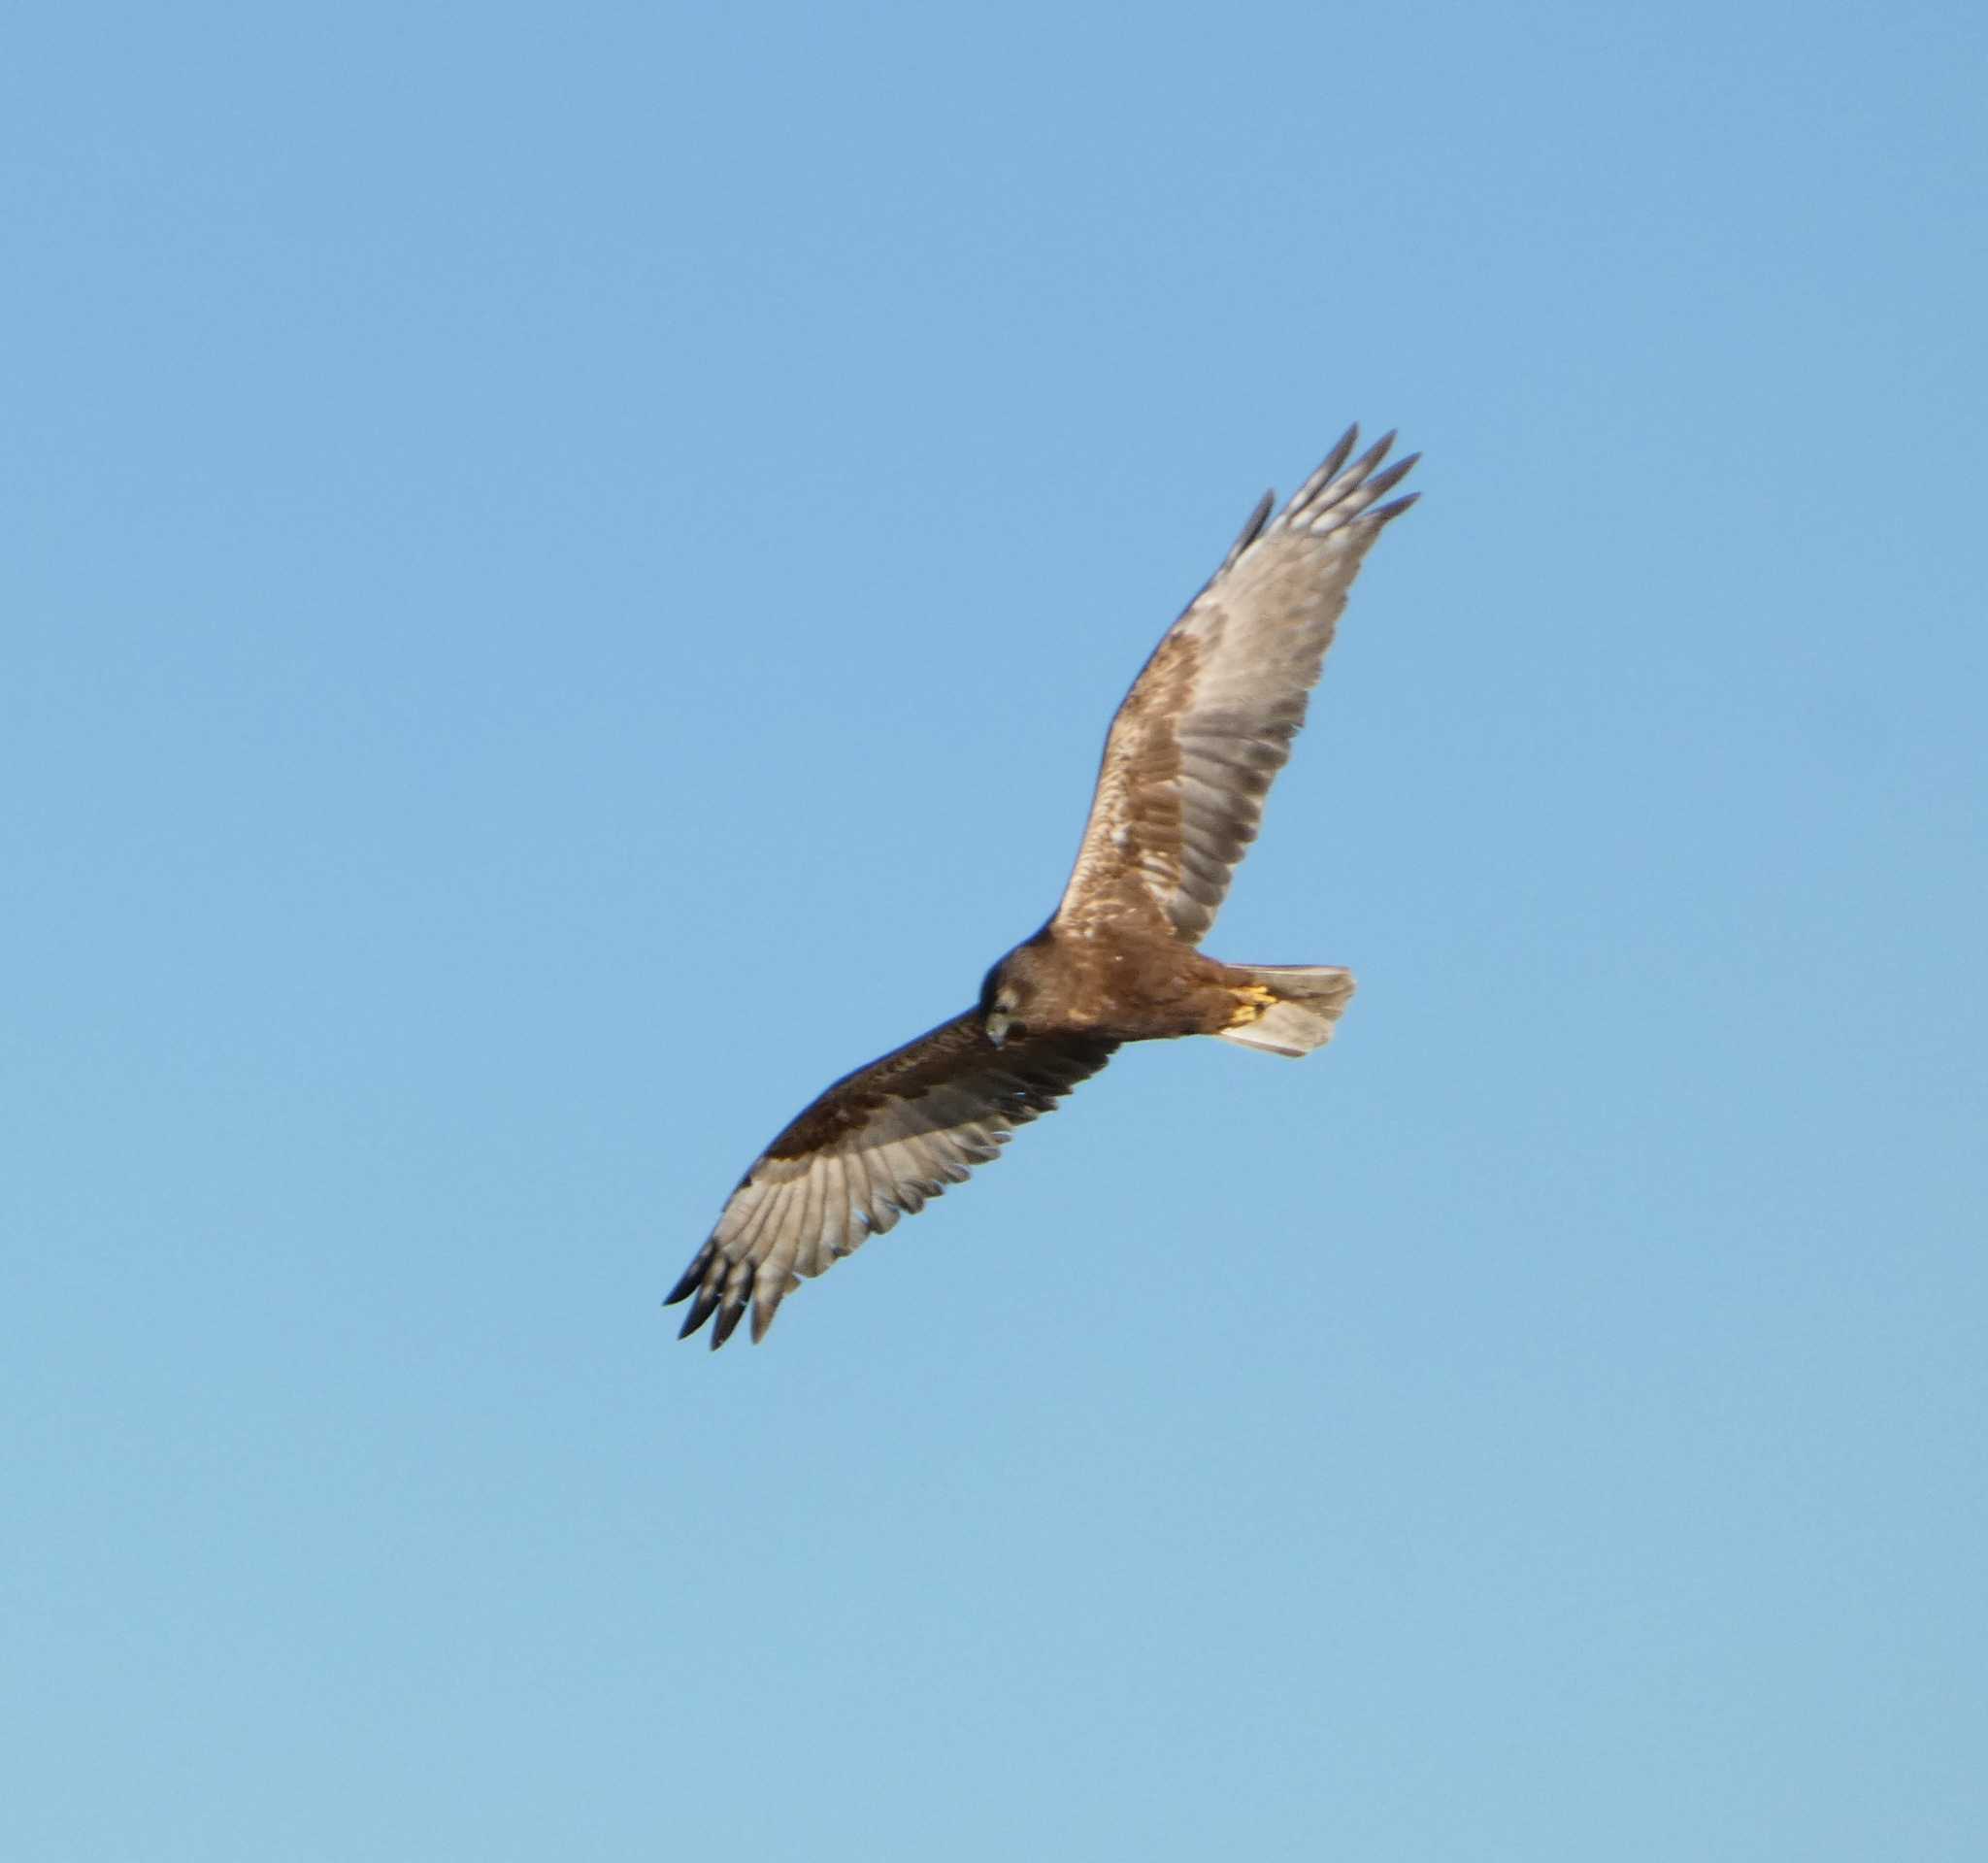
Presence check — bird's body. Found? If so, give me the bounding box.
[670,426,1418,1347]
[987,924,1242,1041]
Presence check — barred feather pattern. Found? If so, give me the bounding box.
[667,1013,1117,1347]
[1055,426,1417,948]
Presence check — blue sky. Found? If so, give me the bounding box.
[5,3,1983,1857]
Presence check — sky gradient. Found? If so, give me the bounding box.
[6,3,1984,1858]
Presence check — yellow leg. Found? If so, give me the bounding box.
[1226,983,1277,1028]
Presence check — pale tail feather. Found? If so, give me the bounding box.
[1213,964,1356,1058]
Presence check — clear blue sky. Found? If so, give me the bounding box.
[6,4,1983,1858]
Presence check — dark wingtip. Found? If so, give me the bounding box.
[664,1241,714,1308]
[676,1282,721,1340]
[1367,452,1417,498]
[1282,426,1365,522]
[710,1297,748,1350]
[1221,488,1276,572]
[1350,429,1397,478]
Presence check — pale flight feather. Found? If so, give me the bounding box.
[1055,426,1416,947]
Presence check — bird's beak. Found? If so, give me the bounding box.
[984,1012,1011,1048]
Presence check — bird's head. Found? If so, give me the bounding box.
[978,939,1051,1048]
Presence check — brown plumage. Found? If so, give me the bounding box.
[668,426,1418,1347]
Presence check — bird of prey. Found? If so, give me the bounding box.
[669,426,1418,1347]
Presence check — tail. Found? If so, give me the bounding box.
[1213,964,1356,1058]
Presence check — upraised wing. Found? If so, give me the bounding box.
[668,1014,1117,1347]
[1055,427,1417,948]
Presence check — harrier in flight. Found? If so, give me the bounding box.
[669,426,1418,1347]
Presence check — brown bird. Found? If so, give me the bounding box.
[669,426,1418,1347]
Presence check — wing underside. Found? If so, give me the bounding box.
[668,1013,1117,1346]
[1055,427,1417,948]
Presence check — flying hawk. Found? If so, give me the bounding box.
[669,426,1418,1347]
